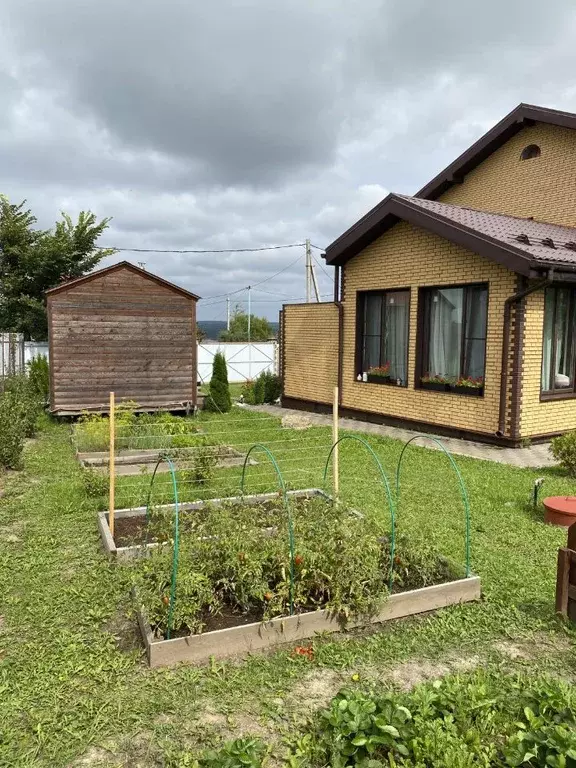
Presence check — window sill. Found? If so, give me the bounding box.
[358,375,407,388]
[420,382,484,398]
[540,390,576,402]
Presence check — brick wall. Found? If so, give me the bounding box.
[440,123,576,227]
[340,221,516,436]
[283,303,339,404]
[519,290,576,437]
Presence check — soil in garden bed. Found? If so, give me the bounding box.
[112,498,304,548]
[169,605,263,638]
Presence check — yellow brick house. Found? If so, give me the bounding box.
[281,104,576,445]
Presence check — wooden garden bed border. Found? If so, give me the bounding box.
[134,576,481,668]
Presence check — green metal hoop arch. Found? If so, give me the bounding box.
[144,455,181,639]
[395,435,471,577]
[323,435,396,591]
[240,444,295,615]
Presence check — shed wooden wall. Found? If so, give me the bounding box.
[48,267,197,414]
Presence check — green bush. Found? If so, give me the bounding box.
[0,392,26,469]
[81,466,108,503]
[27,355,50,403]
[550,430,576,476]
[253,376,265,405]
[0,374,43,469]
[241,371,281,405]
[260,370,281,402]
[205,352,231,413]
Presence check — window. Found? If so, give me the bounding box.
[520,144,541,160]
[419,284,487,395]
[358,290,410,386]
[541,287,576,395]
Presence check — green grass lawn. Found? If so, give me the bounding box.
[0,412,575,766]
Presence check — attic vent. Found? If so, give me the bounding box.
[516,233,530,244]
[521,144,541,160]
[542,237,556,249]
[564,242,576,251]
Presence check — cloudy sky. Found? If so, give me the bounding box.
[2,1,576,320]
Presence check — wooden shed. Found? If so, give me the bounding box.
[47,261,200,415]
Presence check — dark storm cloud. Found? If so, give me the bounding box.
[2,1,576,317]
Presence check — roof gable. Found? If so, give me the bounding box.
[45,261,200,300]
[417,103,576,201]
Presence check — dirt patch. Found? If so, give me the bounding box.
[67,746,114,767]
[104,609,143,654]
[286,668,346,712]
[365,654,481,692]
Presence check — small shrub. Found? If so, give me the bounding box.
[550,430,576,475]
[260,370,281,402]
[27,355,50,403]
[205,352,231,413]
[241,372,281,405]
[2,374,42,437]
[82,466,108,502]
[253,376,265,405]
[240,379,256,405]
[0,392,26,469]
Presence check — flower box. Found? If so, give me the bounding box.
[421,381,451,393]
[453,385,484,397]
[366,374,399,385]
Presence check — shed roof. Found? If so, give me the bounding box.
[46,261,200,300]
[324,194,576,277]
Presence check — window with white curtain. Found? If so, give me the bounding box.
[358,290,410,385]
[420,284,488,393]
[541,287,576,394]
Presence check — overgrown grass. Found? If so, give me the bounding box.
[0,412,575,766]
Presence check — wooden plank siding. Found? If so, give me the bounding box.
[47,264,198,414]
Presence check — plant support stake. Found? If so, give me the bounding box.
[109,391,115,538]
[332,386,339,496]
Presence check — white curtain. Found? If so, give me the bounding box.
[428,289,462,378]
[384,292,409,383]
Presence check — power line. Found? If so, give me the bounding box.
[96,242,306,254]
[200,254,304,301]
[310,243,325,251]
[312,254,334,282]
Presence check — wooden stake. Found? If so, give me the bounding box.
[332,386,339,497]
[109,391,115,538]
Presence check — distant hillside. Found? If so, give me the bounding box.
[197,320,279,341]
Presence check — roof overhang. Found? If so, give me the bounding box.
[323,193,576,277]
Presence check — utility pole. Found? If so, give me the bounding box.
[226,297,230,331]
[305,238,311,302]
[311,259,321,302]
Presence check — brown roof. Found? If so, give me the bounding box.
[45,260,200,300]
[323,193,576,277]
[417,103,576,200]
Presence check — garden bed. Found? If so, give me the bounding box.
[119,490,481,667]
[135,577,480,667]
[98,488,329,560]
[79,445,253,476]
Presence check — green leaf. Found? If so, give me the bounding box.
[378,725,400,738]
[351,735,368,746]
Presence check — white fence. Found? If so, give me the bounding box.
[1,335,49,377]
[198,342,278,384]
[3,335,277,385]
